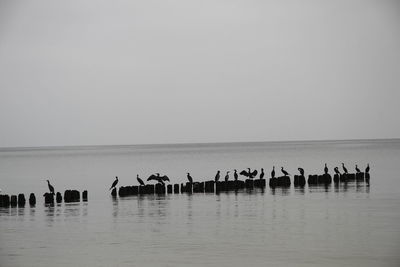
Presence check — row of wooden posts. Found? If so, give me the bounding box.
[113,172,370,197]
[0,190,88,207]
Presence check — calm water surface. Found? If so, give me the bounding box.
[1,140,400,266]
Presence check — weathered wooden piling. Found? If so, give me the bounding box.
[277,176,291,187]
[155,184,166,194]
[174,184,180,194]
[294,175,306,186]
[193,182,204,193]
[347,173,356,181]
[142,184,154,194]
[180,183,186,193]
[318,174,332,184]
[365,173,370,183]
[43,193,54,204]
[356,172,364,181]
[64,190,80,202]
[167,184,173,194]
[56,192,62,203]
[204,180,215,193]
[334,174,340,183]
[245,179,254,189]
[0,194,11,207]
[269,178,277,188]
[10,195,17,207]
[111,188,117,197]
[29,193,36,206]
[308,175,318,185]
[185,182,193,193]
[82,190,88,201]
[215,181,225,192]
[339,174,347,182]
[18,194,26,207]
[119,186,139,197]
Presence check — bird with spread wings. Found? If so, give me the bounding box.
[147,173,170,185]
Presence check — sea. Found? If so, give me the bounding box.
[0,139,399,267]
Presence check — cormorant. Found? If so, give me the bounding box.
[334,167,341,175]
[260,168,264,179]
[324,163,328,174]
[148,173,170,185]
[240,168,258,179]
[342,163,348,174]
[46,180,55,195]
[137,174,145,186]
[355,165,361,173]
[234,169,238,181]
[187,173,193,183]
[298,167,304,176]
[271,166,275,178]
[365,164,370,173]
[281,167,289,176]
[109,176,118,190]
[225,171,230,182]
[215,171,220,182]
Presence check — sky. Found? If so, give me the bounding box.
[0,0,400,148]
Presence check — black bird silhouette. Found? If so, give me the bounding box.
[298,168,304,176]
[148,173,170,185]
[240,168,258,179]
[225,171,230,182]
[259,168,264,179]
[324,163,328,174]
[334,167,341,175]
[365,164,370,173]
[355,165,361,173]
[137,174,145,186]
[281,167,289,176]
[187,173,193,183]
[109,176,118,190]
[46,180,55,195]
[342,163,348,174]
[271,166,275,178]
[234,169,238,181]
[215,171,220,182]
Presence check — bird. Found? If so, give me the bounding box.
[240,168,258,179]
[298,167,304,176]
[187,173,193,183]
[271,166,275,178]
[46,180,55,195]
[137,174,145,186]
[147,173,170,185]
[324,163,328,174]
[259,168,264,179]
[334,167,341,175]
[215,171,220,182]
[225,171,230,182]
[355,164,361,173]
[109,176,118,190]
[234,169,238,181]
[365,164,370,173]
[281,167,289,176]
[342,163,348,174]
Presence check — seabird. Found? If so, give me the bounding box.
[137,174,145,186]
[109,176,118,190]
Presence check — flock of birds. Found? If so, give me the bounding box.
[107,163,371,191]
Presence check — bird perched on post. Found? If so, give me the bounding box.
[342,163,348,174]
[365,164,370,173]
[281,167,289,176]
[298,168,304,176]
[259,168,264,179]
[225,171,230,182]
[234,170,238,181]
[147,173,170,185]
[109,176,118,190]
[334,167,341,175]
[324,163,328,174]
[187,173,193,183]
[240,168,258,179]
[355,165,361,173]
[271,166,275,178]
[215,171,220,182]
[46,180,55,195]
[137,174,145,186]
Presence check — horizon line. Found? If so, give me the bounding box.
[0,137,399,151]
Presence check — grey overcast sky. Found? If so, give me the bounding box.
[0,0,399,147]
